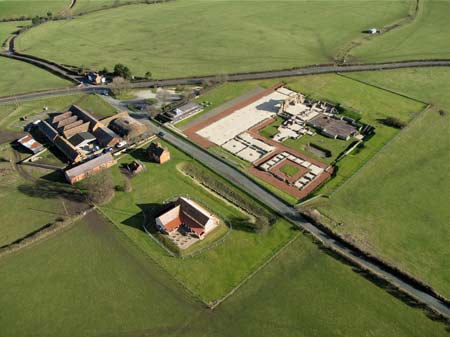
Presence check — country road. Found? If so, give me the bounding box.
[100,95,450,320]
[0,58,449,104]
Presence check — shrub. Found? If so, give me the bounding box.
[381,116,407,129]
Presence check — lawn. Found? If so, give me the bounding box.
[280,163,300,177]
[350,0,450,63]
[307,68,450,298]
[0,212,447,337]
[0,21,29,45]
[100,140,298,303]
[16,0,413,78]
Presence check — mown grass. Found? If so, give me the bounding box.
[16,0,412,78]
[351,0,450,62]
[307,68,450,299]
[100,140,298,303]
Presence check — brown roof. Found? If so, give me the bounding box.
[69,105,99,128]
[177,197,210,228]
[17,135,43,151]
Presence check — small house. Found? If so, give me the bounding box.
[147,142,170,164]
[16,134,44,154]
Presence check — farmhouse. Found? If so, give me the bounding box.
[156,197,218,239]
[64,153,116,184]
[148,142,170,164]
[16,134,44,154]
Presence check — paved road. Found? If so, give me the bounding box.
[1,59,449,104]
[157,125,450,319]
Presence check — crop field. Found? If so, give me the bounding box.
[307,68,450,299]
[0,211,447,337]
[351,0,450,63]
[100,140,298,303]
[15,0,413,78]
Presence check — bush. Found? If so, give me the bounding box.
[113,63,132,80]
[180,162,275,233]
[381,116,407,129]
[84,170,115,204]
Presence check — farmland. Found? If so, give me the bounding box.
[99,140,298,303]
[15,0,413,78]
[306,68,450,298]
[0,211,447,337]
[350,0,450,63]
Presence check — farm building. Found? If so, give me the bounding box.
[148,142,170,164]
[155,197,218,239]
[69,132,96,148]
[16,134,44,154]
[307,115,360,140]
[166,102,203,122]
[64,153,116,184]
[106,112,149,142]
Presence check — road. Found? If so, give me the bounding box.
[159,125,450,319]
[0,59,449,104]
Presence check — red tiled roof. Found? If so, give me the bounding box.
[164,217,182,233]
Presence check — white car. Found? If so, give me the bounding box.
[116,141,128,149]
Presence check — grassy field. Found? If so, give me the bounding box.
[100,140,298,303]
[0,212,447,337]
[0,214,203,337]
[308,68,450,298]
[0,57,70,97]
[0,93,117,134]
[16,0,413,78]
[0,0,68,19]
[351,0,450,62]
[0,147,65,247]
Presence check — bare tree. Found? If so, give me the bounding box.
[85,170,115,205]
[110,76,131,97]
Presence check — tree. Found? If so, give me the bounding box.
[144,71,152,79]
[47,12,53,18]
[113,63,131,80]
[84,170,115,205]
[110,76,131,97]
[381,116,407,129]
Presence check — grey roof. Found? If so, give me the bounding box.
[173,102,202,115]
[65,153,115,179]
[39,120,59,141]
[69,132,96,147]
[94,126,120,147]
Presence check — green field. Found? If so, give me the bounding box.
[0,212,447,337]
[100,140,298,303]
[0,93,117,134]
[0,0,68,19]
[351,0,450,62]
[280,163,300,177]
[16,0,413,78]
[307,68,450,298]
[0,147,65,247]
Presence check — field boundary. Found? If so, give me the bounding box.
[330,104,431,196]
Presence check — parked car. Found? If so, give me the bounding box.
[116,141,128,149]
[158,131,165,137]
[103,146,113,153]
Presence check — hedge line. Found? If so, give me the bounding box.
[180,162,275,232]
